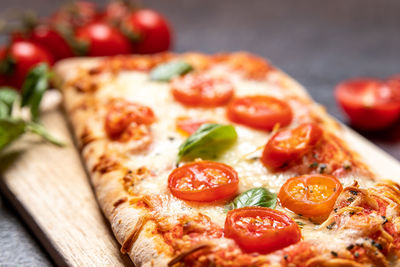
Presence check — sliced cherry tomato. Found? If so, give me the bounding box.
[261,123,323,169]
[278,174,342,222]
[224,207,301,254]
[0,41,53,90]
[227,95,293,131]
[335,78,400,130]
[171,74,234,107]
[75,22,132,57]
[30,25,75,61]
[105,99,155,140]
[176,117,210,135]
[122,9,172,54]
[168,161,239,202]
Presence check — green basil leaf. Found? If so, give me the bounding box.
[0,118,27,150]
[228,187,277,210]
[177,123,237,163]
[26,122,65,147]
[0,101,9,118]
[150,61,193,82]
[0,87,19,114]
[21,63,51,121]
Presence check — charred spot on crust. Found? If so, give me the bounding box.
[113,197,128,208]
[79,127,98,150]
[92,154,120,174]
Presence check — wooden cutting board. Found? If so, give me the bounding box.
[0,91,399,267]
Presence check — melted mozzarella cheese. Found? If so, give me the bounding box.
[96,65,375,243]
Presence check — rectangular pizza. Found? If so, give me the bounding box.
[54,52,400,266]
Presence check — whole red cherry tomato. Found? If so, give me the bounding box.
[122,9,172,54]
[0,41,53,89]
[30,25,75,61]
[335,78,400,130]
[75,22,132,57]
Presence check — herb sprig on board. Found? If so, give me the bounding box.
[0,63,64,151]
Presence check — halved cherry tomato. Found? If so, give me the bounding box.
[227,95,293,131]
[105,99,155,139]
[171,73,234,107]
[176,117,210,135]
[168,161,239,202]
[278,174,342,222]
[0,41,54,89]
[224,207,301,254]
[75,22,132,57]
[335,78,400,130]
[122,9,172,54]
[261,123,323,169]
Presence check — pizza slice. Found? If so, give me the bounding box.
[54,52,400,266]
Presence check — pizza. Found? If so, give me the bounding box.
[54,52,400,266]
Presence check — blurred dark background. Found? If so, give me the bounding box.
[1,0,399,265]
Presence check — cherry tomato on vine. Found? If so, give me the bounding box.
[0,41,53,89]
[224,207,301,254]
[227,95,293,131]
[335,78,400,130]
[75,22,132,57]
[30,25,75,60]
[278,174,342,222]
[49,1,99,28]
[122,9,172,54]
[261,123,323,169]
[168,161,239,202]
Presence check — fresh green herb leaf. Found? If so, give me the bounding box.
[227,187,277,210]
[0,118,64,151]
[0,118,27,150]
[0,101,9,118]
[0,87,19,112]
[150,61,193,82]
[26,122,65,147]
[0,87,19,117]
[177,123,237,163]
[21,63,51,121]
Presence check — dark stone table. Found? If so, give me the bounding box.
[1,0,399,265]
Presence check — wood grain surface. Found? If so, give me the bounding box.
[0,90,399,266]
[0,92,133,267]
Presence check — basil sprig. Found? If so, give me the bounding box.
[0,118,63,150]
[227,187,277,210]
[150,61,193,82]
[21,63,51,121]
[0,64,63,151]
[177,123,237,163]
